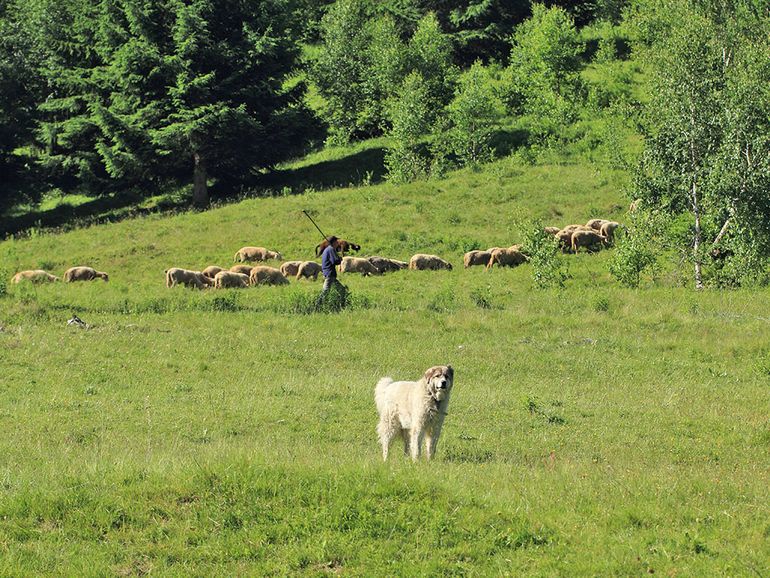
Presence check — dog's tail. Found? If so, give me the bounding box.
[375,377,393,414]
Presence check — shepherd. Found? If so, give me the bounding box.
[316,235,348,309]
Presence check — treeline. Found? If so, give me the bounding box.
[0,0,620,212]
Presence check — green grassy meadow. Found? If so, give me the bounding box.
[1,153,769,575]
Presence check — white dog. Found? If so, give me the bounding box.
[375,365,454,461]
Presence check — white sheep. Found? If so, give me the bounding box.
[11,270,60,284]
[234,247,283,262]
[165,268,213,289]
[63,266,109,282]
[340,256,381,276]
[213,271,250,288]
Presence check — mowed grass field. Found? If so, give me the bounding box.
[1,154,769,576]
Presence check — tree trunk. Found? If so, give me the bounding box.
[193,152,208,208]
[692,178,704,290]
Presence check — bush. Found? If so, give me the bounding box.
[523,225,569,289]
[609,227,657,288]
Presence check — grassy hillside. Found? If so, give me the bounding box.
[1,151,768,576]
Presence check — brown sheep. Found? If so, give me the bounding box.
[213,271,250,289]
[463,250,492,268]
[486,246,527,270]
[11,270,60,284]
[250,266,289,286]
[368,256,408,274]
[296,261,322,280]
[340,256,381,276]
[165,268,213,289]
[234,246,283,263]
[556,225,592,253]
[600,221,621,244]
[315,238,360,257]
[201,266,224,278]
[230,264,254,276]
[280,261,303,277]
[571,230,606,253]
[544,226,561,236]
[64,266,109,282]
[408,254,453,271]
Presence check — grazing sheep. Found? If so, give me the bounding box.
[250,266,289,286]
[571,230,606,253]
[600,221,621,244]
[201,266,224,279]
[556,225,591,253]
[11,270,60,284]
[280,261,303,277]
[230,264,254,276]
[463,250,493,268]
[296,261,322,281]
[586,219,611,231]
[486,246,527,270]
[544,226,561,236]
[63,266,109,282]
[165,268,213,289]
[368,256,408,274]
[315,238,361,257]
[213,271,250,289]
[340,256,381,276]
[234,246,283,263]
[409,254,453,271]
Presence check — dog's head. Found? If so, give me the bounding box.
[424,365,454,401]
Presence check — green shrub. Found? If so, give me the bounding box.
[523,225,568,289]
[610,228,657,288]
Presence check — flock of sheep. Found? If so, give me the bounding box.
[9,217,622,289]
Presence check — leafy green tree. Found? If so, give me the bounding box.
[631,0,770,288]
[445,61,499,167]
[385,72,431,183]
[503,3,583,136]
[407,13,456,125]
[312,0,373,144]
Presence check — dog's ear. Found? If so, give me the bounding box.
[423,366,439,382]
[445,365,454,380]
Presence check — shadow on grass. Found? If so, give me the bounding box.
[3,146,389,238]
[0,191,191,238]
[252,146,387,193]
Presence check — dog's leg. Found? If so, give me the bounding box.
[378,417,397,461]
[402,429,411,456]
[427,423,443,460]
[410,430,424,461]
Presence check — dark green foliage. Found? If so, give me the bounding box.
[26,0,313,206]
[0,1,45,213]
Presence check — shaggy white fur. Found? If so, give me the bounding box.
[375,365,454,461]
